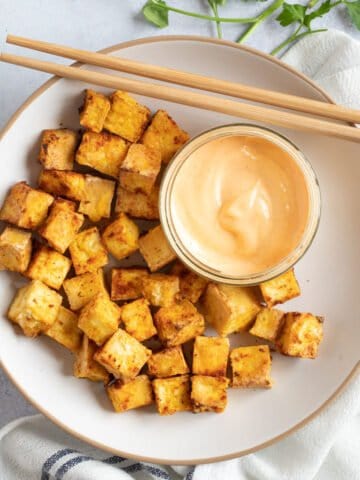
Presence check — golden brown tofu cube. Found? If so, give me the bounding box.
[120,298,156,342]
[171,262,209,303]
[76,131,129,178]
[8,280,62,337]
[141,109,189,164]
[73,335,110,382]
[191,375,229,413]
[111,268,149,302]
[141,273,179,307]
[119,144,161,195]
[26,246,71,290]
[0,227,32,273]
[260,269,301,308]
[139,225,176,272]
[104,91,151,142]
[94,328,151,381]
[102,213,139,260]
[155,299,205,347]
[230,345,273,388]
[79,89,111,133]
[115,185,159,220]
[38,129,77,170]
[0,182,54,230]
[192,336,229,377]
[69,227,108,275]
[38,199,84,254]
[38,170,86,201]
[78,175,115,222]
[147,346,189,378]
[63,269,107,311]
[152,375,192,415]
[203,283,261,337]
[106,375,153,412]
[276,312,324,359]
[78,293,121,346]
[45,306,82,352]
[249,308,285,342]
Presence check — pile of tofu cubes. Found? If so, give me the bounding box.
[0,89,324,415]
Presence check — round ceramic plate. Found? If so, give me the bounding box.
[0,36,359,465]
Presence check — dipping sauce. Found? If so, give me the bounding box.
[170,134,310,276]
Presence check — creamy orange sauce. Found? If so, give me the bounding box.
[171,135,310,276]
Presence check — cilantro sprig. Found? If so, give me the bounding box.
[141,0,360,55]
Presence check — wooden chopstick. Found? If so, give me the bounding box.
[7,34,360,125]
[1,51,360,143]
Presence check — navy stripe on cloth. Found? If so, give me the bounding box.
[102,455,127,464]
[41,449,78,480]
[123,463,171,479]
[55,455,93,479]
[185,466,195,480]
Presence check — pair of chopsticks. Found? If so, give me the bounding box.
[1,35,360,143]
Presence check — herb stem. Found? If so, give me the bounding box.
[271,27,327,55]
[237,0,285,43]
[209,1,223,39]
[149,1,259,24]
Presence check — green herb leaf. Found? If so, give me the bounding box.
[142,0,169,28]
[211,0,227,5]
[345,0,360,29]
[276,3,306,26]
[303,0,332,27]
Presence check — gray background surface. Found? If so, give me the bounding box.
[0,0,359,428]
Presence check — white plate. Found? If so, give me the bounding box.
[0,36,359,465]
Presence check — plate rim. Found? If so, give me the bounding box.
[1,34,359,465]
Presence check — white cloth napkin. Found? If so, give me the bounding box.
[1,29,360,480]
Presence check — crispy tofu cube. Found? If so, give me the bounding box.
[276,312,324,359]
[147,346,189,378]
[120,298,156,342]
[39,199,84,254]
[69,227,108,275]
[79,89,111,133]
[8,280,62,337]
[94,328,151,380]
[139,225,176,272]
[0,227,32,273]
[155,299,205,347]
[111,268,149,301]
[76,131,129,178]
[38,170,86,201]
[191,375,229,413]
[78,293,121,346]
[0,182,54,229]
[63,269,107,311]
[141,110,189,164]
[38,129,77,170]
[152,375,192,415]
[26,246,71,290]
[119,144,161,195]
[249,308,285,342]
[230,345,273,388]
[104,91,151,142]
[171,262,208,303]
[45,306,82,352]
[141,273,179,307]
[102,213,139,260]
[73,335,110,382]
[203,283,261,337]
[260,269,301,307]
[106,375,153,412]
[192,336,229,377]
[78,175,115,222]
[115,185,159,220]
